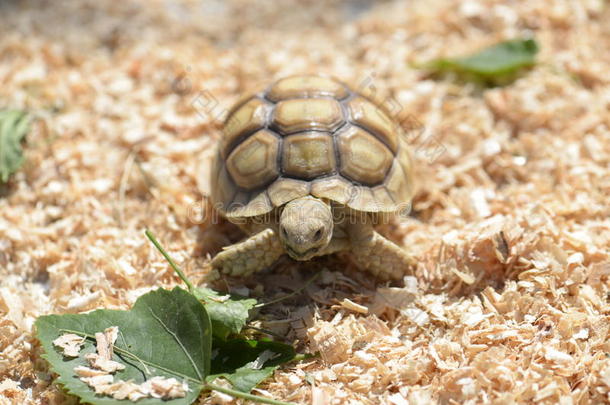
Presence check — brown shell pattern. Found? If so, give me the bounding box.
[211,74,414,217]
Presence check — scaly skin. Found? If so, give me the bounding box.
[347,221,415,280]
[211,206,414,280]
[211,228,283,276]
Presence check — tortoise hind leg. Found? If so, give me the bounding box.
[211,228,283,276]
[347,222,415,280]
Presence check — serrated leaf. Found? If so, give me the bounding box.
[194,287,257,340]
[35,287,212,405]
[424,38,539,83]
[0,110,30,183]
[208,339,296,393]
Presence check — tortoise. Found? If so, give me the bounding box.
[209,74,415,280]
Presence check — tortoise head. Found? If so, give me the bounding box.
[279,196,333,261]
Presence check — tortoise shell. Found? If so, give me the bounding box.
[211,74,414,218]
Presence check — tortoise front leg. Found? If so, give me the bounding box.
[347,222,415,280]
[211,228,284,276]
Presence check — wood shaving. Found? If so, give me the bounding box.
[69,326,187,401]
[340,299,369,314]
[52,333,85,358]
[1,0,609,403]
[74,366,109,377]
[79,374,189,401]
[84,352,126,373]
[82,326,125,373]
[79,374,115,394]
[95,326,119,360]
[139,376,189,400]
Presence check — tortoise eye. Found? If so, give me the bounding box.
[313,228,323,241]
[281,226,288,238]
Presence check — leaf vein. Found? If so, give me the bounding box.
[148,307,204,380]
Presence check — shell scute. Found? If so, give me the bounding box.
[310,176,354,204]
[226,129,280,189]
[347,96,399,153]
[210,75,413,217]
[268,178,311,207]
[337,125,393,186]
[267,75,349,102]
[282,132,336,179]
[273,98,344,134]
[222,97,272,158]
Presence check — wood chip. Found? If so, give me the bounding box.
[52,333,85,358]
[2,1,610,403]
[340,299,369,314]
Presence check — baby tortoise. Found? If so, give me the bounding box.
[210,74,415,280]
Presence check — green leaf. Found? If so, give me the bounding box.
[0,110,30,183]
[142,231,299,404]
[208,339,296,393]
[145,229,257,341]
[35,287,212,405]
[194,287,257,340]
[424,38,539,83]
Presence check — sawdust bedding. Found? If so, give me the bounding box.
[1,0,609,404]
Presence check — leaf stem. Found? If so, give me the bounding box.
[243,325,289,342]
[255,272,320,308]
[292,353,317,363]
[205,383,297,405]
[145,229,194,291]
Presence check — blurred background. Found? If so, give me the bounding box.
[1,1,609,404]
